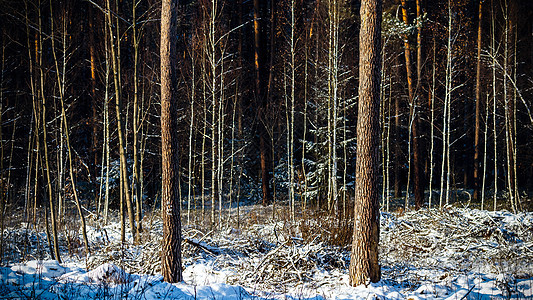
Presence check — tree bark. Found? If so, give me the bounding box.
[160,0,183,283]
[349,0,382,286]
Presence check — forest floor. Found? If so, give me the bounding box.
[1,202,533,299]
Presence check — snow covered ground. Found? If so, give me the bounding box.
[1,206,532,299]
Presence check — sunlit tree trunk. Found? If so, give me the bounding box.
[160,0,183,283]
[132,0,143,239]
[236,0,244,228]
[473,0,483,202]
[502,0,514,212]
[287,0,296,222]
[327,0,339,214]
[349,0,382,286]
[440,0,453,208]
[428,37,436,209]
[380,33,387,211]
[217,44,225,226]
[302,17,310,211]
[385,72,392,212]
[208,0,217,226]
[187,48,195,225]
[31,29,40,229]
[394,54,401,199]
[201,33,207,221]
[512,24,519,210]
[228,75,237,227]
[491,0,498,211]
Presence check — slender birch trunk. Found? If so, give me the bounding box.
[512,25,519,210]
[428,38,436,209]
[288,0,296,222]
[132,0,143,238]
[103,19,111,224]
[440,0,453,208]
[502,0,514,212]
[491,0,498,211]
[473,0,484,202]
[188,49,195,225]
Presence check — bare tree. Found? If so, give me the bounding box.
[473,0,484,202]
[132,0,143,239]
[491,0,498,211]
[428,37,436,209]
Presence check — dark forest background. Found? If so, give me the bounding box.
[0,0,532,245]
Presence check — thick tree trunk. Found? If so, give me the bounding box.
[160,0,183,283]
[349,0,382,286]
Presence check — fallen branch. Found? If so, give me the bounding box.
[185,238,221,255]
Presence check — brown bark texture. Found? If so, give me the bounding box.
[160,0,183,283]
[401,0,424,209]
[349,0,382,286]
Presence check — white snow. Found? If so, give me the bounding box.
[1,206,532,299]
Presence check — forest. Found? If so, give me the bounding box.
[0,0,533,299]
